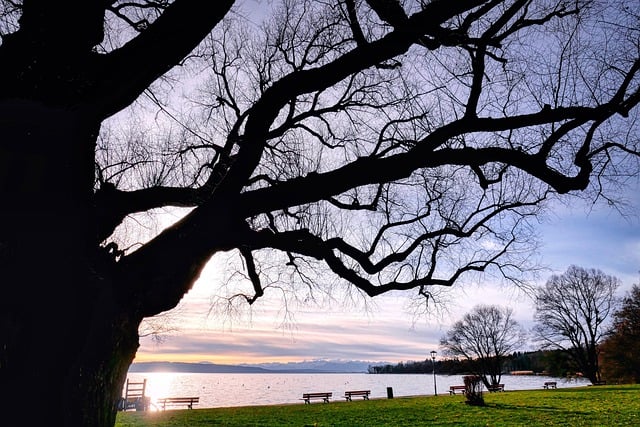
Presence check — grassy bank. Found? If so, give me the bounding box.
[116,384,640,426]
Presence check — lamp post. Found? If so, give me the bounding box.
[430,350,437,396]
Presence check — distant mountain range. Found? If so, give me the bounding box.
[129,359,382,374]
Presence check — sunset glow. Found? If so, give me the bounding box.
[134,196,640,366]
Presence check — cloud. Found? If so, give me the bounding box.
[135,280,538,364]
[135,184,640,365]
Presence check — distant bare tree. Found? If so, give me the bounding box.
[533,265,620,384]
[441,305,526,389]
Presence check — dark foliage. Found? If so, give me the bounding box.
[601,285,640,383]
[369,349,579,378]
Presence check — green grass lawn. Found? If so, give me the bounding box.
[116,384,640,426]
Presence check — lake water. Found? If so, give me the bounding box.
[123,372,591,410]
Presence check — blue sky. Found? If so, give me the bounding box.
[133,181,640,365]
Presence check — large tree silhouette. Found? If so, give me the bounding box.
[0,1,638,426]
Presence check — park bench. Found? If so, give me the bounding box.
[449,385,467,395]
[487,384,505,392]
[343,390,371,401]
[301,392,332,404]
[543,381,557,389]
[118,378,150,411]
[157,397,200,410]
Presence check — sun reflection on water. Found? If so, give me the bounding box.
[125,372,178,411]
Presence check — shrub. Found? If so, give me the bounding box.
[463,375,485,406]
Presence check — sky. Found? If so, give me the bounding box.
[132,181,640,366]
[130,1,640,367]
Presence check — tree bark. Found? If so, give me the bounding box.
[0,3,235,424]
[0,100,141,427]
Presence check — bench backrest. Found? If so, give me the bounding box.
[159,397,198,402]
[124,379,146,400]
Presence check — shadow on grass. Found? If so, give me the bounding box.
[484,402,588,416]
[558,385,631,393]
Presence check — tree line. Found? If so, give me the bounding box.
[369,349,575,377]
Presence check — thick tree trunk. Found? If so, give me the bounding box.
[0,100,140,427]
[569,346,601,385]
[0,279,141,426]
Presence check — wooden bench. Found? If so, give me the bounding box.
[487,384,505,392]
[344,390,371,401]
[543,381,557,389]
[157,397,199,410]
[301,392,332,404]
[118,378,150,411]
[449,385,467,395]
